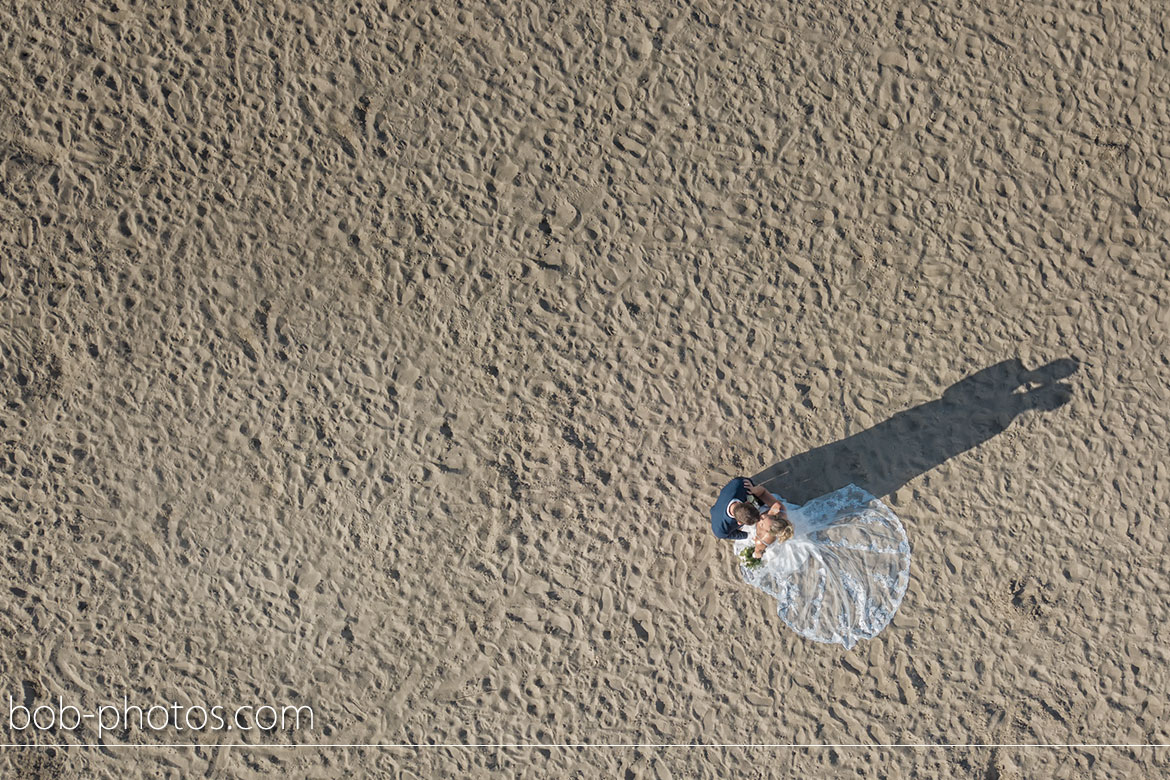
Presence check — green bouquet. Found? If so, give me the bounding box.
[739,546,763,569]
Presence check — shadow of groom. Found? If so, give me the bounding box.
[751,358,1079,505]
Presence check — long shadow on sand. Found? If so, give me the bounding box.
[751,358,1079,505]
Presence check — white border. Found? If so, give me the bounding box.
[2,743,1168,748]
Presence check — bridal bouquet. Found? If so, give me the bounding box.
[739,546,763,569]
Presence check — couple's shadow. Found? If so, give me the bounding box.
[751,358,1078,505]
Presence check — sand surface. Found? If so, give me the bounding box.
[2,0,1169,776]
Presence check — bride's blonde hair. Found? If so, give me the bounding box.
[758,515,793,544]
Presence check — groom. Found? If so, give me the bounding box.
[710,476,787,541]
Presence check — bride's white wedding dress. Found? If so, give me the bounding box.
[734,484,911,649]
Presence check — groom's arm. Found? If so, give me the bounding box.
[714,513,749,541]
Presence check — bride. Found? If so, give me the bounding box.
[734,483,911,650]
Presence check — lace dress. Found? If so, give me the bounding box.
[733,484,911,649]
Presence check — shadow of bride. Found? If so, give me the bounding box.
[751,358,1079,505]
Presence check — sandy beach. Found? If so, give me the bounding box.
[2,0,1169,776]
